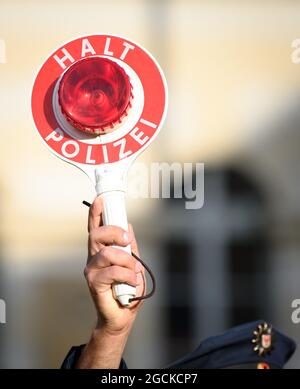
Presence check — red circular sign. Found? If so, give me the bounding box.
[31,34,167,165]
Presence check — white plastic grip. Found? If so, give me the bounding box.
[100,191,137,306]
[95,166,136,306]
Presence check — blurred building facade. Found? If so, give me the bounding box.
[0,0,300,368]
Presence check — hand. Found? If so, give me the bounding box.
[84,196,146,336]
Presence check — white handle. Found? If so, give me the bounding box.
[100,190,136,306]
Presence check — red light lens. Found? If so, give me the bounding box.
[58,57,132,134]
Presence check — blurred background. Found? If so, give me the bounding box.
[1,0,300,368]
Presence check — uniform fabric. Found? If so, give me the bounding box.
[61,320,296,369]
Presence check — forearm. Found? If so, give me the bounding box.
[75,326,131,369]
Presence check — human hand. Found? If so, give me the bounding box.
[84,196,146,336]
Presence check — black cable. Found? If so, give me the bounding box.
[129,252,156,302]
[82,200,156,302]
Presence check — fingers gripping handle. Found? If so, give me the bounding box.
[95,165,136,306]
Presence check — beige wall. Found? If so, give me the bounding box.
[1,0,300,368]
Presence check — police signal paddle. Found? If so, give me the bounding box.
[31,34,168,306]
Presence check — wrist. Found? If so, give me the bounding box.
[92,324,130,365]
[76,322,131,369]
[95,315,135,338]
[93,322,132,340]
